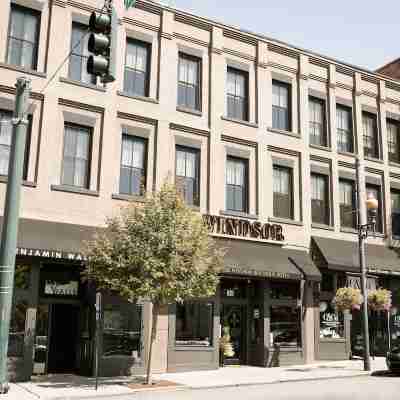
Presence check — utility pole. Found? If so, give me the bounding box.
[356,157,371,371]
[0,77,31,394]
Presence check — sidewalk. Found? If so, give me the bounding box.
[7,357,388,400]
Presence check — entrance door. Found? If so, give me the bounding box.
[222,304,246,365]
[47,304,79,373]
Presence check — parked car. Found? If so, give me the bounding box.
[386,346,400,373]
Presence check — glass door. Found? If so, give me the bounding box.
[33,304,49,375]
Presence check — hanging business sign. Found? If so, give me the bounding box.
[203,214,284,242]
[44,280,79,296]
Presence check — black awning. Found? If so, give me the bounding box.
[312,236,400,276]
[220,239,321,281]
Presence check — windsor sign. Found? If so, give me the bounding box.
[202,214,285,242]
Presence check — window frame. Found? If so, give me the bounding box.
[61,123,92,189]
[226,155,249,213]
[273,165,294,220]
[339,178,356,229]
[272,80,291,131]
[226,66,249,122]
[387,119,400,164]
[391,188,400,238]
[6,3,41,71]
[336,104,354,154]
[175,145,200,206]
[177,52,202,111]
[311,173,330,226]
[124,38,151,97]
[309,96,327,147]
[362,111,379,159]
[366,184,383,233]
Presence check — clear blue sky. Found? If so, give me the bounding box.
[173,0,398,71]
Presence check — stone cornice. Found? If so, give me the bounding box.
[117,111,157,126]
[267,145,299,158]
[59,98,104,114]
[221,134,257,148]
[169,123,209,137]
[223,47,255,62]
[122,16,159,32]
[173,32,209,48]
[52,0,66,7]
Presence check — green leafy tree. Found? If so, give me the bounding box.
[83,183,224,384]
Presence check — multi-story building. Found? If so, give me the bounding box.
[3,0,400,381]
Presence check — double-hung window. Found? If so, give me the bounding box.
[309,97,326,146]
[366,185,382,233]
[226,156,248,213]
[391,189,400,238]
[69,22,96,85]
[226,67,248,121]
[336,105,353,153]
[176,146,200,206]
[178,53,201,111]
[7,4,40,70]
[124,39,151,97]
[362,112,379,159]
[311,173,329,225]
[339,179,356,229]
[273,166,293,219]
[61,124,91,188]
[387,120,400,164]
[0,109,30,179]
[272,80,291,131]
[119,135,147,196]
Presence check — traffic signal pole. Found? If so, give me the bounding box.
[0,77,31,394]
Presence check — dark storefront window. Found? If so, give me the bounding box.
[336,105,353,153]
[391,189,400,238]
[319,301,344,339]
[339,179,356,229]
[270,305,301,347]
[8,300,28,357]
[309,96,326,147]
[270,281,299,300]
[363,112,379,159]
[175,302,213,346]
[227,67,248,121]
[311,173,329,225]
[273,165,293,220]
[178,53,201,111]
[272,80,291,131]
[175,146,200,206]
[103,304,142,360]
[14,264,30,289]
[226,156,248,213]
[388,119,400,164]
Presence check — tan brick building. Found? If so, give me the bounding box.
[3,0,400,381]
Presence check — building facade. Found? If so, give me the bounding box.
[2,0,400,381]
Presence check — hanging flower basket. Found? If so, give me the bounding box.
[368,288,392,311]
[333,287,363,312]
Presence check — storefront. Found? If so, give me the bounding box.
[167,217,321,372]
[311,236,400,361]
[7,218,146,382]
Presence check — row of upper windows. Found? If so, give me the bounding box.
[6,5,400,165]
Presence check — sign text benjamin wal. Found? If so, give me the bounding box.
[203,214,284,242]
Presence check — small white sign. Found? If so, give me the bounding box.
[45,280,78,296]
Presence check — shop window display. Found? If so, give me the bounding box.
[270,305,301,347]
[319,301,344,339]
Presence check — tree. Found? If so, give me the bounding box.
[83,183,224,384]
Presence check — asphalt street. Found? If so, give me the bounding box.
[74,375,400,400]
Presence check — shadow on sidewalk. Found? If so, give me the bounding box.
[371,370,400,378]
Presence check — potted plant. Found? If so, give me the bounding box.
[368,288,392,311]
[333,287,363,312]
[219,326,234,366]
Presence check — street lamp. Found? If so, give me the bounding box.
[357,162,379,371]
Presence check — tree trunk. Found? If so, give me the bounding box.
[145,302,159,385]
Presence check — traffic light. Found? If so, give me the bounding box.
[87,6,118,83]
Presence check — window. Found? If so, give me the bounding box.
[7,4,40,70]
[175,302,213,347]
[61,124,91,188]
[320,301,344,339]
[103,304,142,359]
[270,305,301,347]
[309,97,326,146]
[270,281,299,300]
[8,300,28,357]
[0,110,30,180]
[69,22,96,85]
[363,112,379,159]
[175,146,200,206]
[388,120,400,164]
[311,173,329,225]
[124,39,151,97]
[366,185,382,233]
[227,67,248,121]
[273,165,293,219]
[226,156,248,213]
[178,53,201,111]
[339,179,356,229]
[119,135,147,196]
[336,105,353,153]
[391,189,400,238]
[272,80,291,131]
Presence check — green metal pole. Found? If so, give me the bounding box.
[0,77,31,394]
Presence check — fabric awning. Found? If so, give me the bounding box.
[220,239,321,281]
[312,236,400,276]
